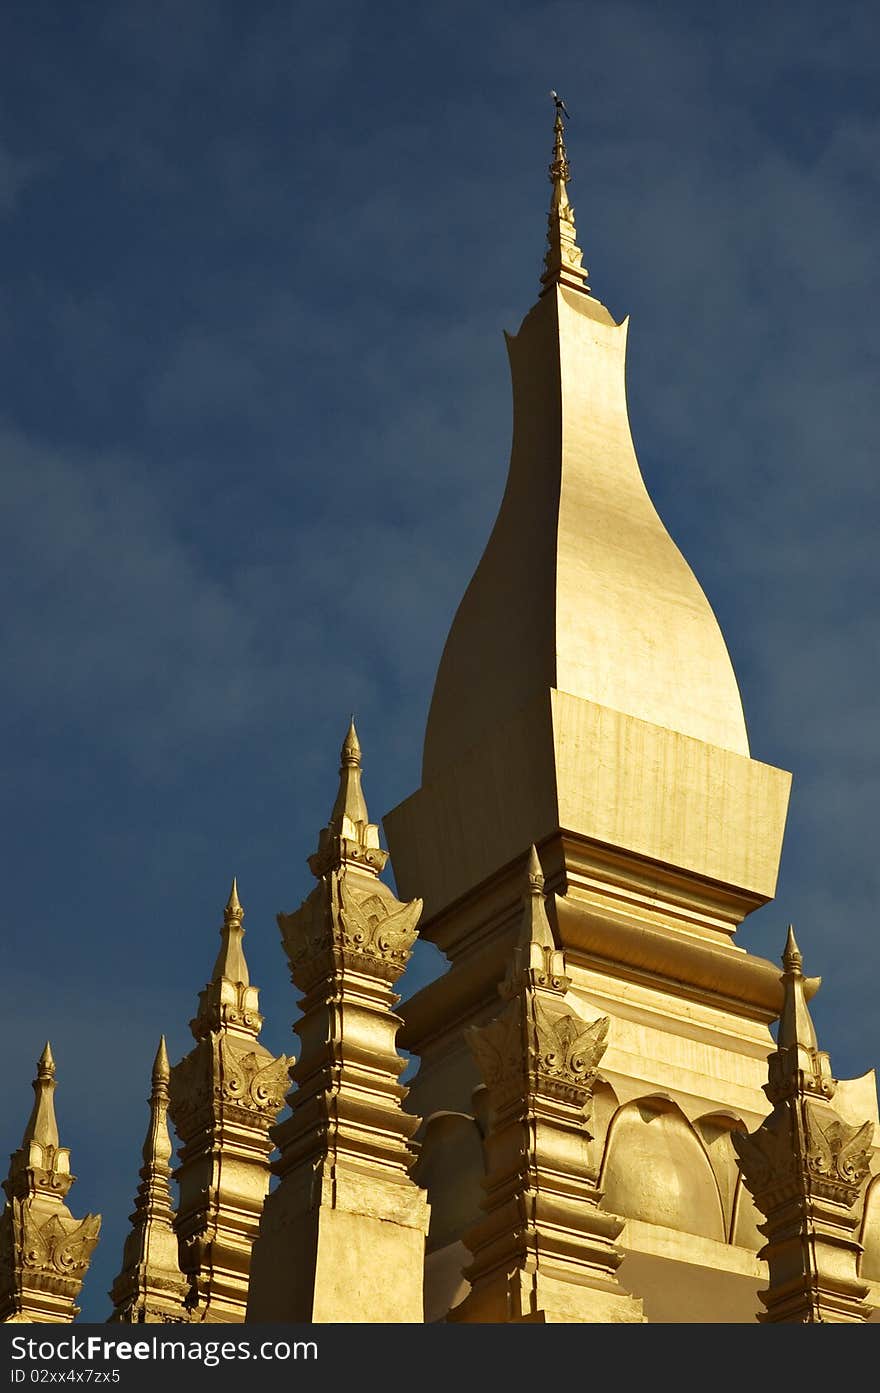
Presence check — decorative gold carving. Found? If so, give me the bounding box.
[804,1103,872,1197]
[279,874,422,983]
[464,1002,520,1091]
[20,1211,100,1275]
[533,1000,608,1090]
[733,1114,795,1196]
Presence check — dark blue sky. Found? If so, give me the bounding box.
[1,2,878,1320]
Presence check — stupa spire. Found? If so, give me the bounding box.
[502,844,568,995]
[249,724,428,1321]
[170,879,292,1321]
[329,717,369,827]
[108,1036,188,1323]
[734,931,873,1322]
[191,879,260,1039]
[208,877,250,989]
[541,91,590,296]
[0,1045,101,1322]
[20,1041,59,1151]
[308,719,388,878]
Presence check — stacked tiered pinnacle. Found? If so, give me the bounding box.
[247,722,429,1322]
[0,1045,100,1323]
[734,929,873,1322]
[108,1038,188,1323]
[450,848,642,1323]
[168,881,291,1323]
[540,97,590,296]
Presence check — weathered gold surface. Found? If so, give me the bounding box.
[247,724,429,1322]
[109,1038,188,1323]
[449,849,642,1323]
[168,881,292,1323]
[0,1045,100,1323]
[734,930,873,1322]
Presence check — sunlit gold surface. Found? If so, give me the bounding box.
[247,725,429,1322]
[4,100,879,1328]
[0,1045,100,1323]
[449,850,642,1322]
[384,105,879,1323]
[168,882,292,1323]
[109,1038,188,1323]
[733,930,873,1321]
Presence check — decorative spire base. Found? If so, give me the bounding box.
[247,724,429,1323]
[448,849,643,1324]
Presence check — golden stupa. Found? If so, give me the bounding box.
[1,99,877,1325]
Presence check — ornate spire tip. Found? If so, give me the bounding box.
[152,1035,170,1083]
[225,876,243,923]
[526,843,545,891]
[783,925,802,971]
[341,717,361,765]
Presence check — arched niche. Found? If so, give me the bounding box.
[412,1110,485,1253]
[694,1110,752,1240]
[730,1174,765,1252]
[860,1175,880,1282]
[588,1076,619,1166]
[599,1097,726,1241]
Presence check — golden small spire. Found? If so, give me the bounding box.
[209,877,250,988]
[540,91,590,297]
[21,1041,60,1150]
[502,844,568,997]
[329,717,369,828]
[766,926,834,1102]
[777,925,819,1053]
[108,1036,188,1323]
[151,1034,171,1088]
[307,719,388,878]
[191,879,262,1040]
[0,1044,101,1322]
[141,1037,174,1178]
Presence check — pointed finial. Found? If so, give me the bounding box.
[225,876,244,928]
[777,925,817,1053]
[341,717,361,766]
[526,843,545,895]
[151,1036,170,1087]
[782,923,802,972]
[21,1042,60,1150]
[329,717,369,827]
[501,845,567,997]
[541,90,590,297]
[765,925,835,1103]
[210,878,249,986]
